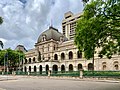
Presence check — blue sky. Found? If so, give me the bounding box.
[0,0,83,50]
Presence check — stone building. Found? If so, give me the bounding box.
[23,12,120,73]
[15,45,27,53]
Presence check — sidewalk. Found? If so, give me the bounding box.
[0,75,17,81]
[0,75,120,83]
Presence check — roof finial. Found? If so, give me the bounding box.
[50,18,53,27]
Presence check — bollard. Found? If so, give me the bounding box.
[48,70,51,77]
[28,71,30,75]
[2,72,4,75]
[80,69,84,79]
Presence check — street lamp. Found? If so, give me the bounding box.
[3,50,8,75]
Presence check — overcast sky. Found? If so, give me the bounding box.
[0,0,83,50]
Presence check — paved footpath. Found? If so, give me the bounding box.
[0,75,120,90]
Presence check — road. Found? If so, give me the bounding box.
[0,76,120,90]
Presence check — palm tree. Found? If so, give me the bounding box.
[0,40,3,49]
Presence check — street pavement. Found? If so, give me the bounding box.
[0,75,120,90]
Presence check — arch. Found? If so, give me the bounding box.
[77,51,82,58]
[54,45,56,50]
[24,66,27,72]
[39,65,42,74]
[29,66,31,72]
[61,53,65,60]
[114,65,119,70]
[22,60,23,65]
[29,58,31,63]
[113,61,119,70]
[69,64,73,71]
[78,64,83,70]
[33,57,35,62]
[34,66,37,72]
[38,51,41,61]
[46,65,49,74]
[61,65,65,72]
[102,62,107,70]
[52,65,58,73]
[103,65,106,70]
[25,59,27,64]
[54,54,58,60]
[88,63,94,70]
[42,55,44,60]
[69,51,73,59]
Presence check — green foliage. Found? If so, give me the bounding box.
[83,71,120,77]
[0,17,3,25]
[75,0,120,59]
[0,41,3,49]
[0,48,25,67]
[0,17,3,49]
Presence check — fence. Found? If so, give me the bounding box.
[0,71,120,78]
[83,71,120,78]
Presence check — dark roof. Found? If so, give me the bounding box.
[37,26,68,43]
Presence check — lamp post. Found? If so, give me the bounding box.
[4,53,5,74]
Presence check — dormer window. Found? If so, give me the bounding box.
[42,35,46,42]
[60,36,64,42]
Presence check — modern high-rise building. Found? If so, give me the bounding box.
[62,11,82,40]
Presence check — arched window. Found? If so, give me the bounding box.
[61,53,65,60]
[22,60,23,65]
[29,66,31,72]
[42,35,46,41]
[24,66,27,72]
[78,64,83,70]
[61,65,65,72]
[69,64,73,71]
[38,51,41,61]
[25,59,27,64]
[77,51,82,58]
[39,65,42,74]
[46,65,49,74]
[42,55,44,60]
[102,62,106,70]
[103,65,106,70]
[114,61,119,70]
[54,54,58,60]
[54,45,56,50]
[34,66,37,72]
[69,51,73,59]
[29,58,31,63]
[115,65,119,70]
[33,57,35,62]
[88,63,94,71]
[52,65,58,73]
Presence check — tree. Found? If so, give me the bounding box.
[0,17,3,25]
[0,17,3,49]
[0,48,25,71]
[0,41,3,49]
[75,0,120,70]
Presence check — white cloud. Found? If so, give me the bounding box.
[0,0,83,50]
